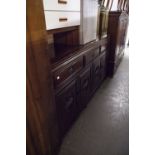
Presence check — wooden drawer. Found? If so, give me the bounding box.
[84,48,100,65]
[45,11,80,30]
[43,0,80,11]
[53,56,83,88]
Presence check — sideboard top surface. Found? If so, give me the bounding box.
[48,37,108,71]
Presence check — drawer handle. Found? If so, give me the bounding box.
[59,18,68,22]
[56,76,60,80]
[58,0,67,4]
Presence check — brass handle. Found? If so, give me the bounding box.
[59,18,68,22]
[58,0,67,4]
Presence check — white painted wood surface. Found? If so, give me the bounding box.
[45,11,80,30]
[43,0,80,11]
[80,0,99,44]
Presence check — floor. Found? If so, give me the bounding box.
[59,49,129,155]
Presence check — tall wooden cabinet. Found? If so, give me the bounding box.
[107,11,128,76]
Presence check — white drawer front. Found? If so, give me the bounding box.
[43,0,80,11]
[45,11,80,30]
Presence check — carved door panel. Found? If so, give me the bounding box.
[100,52,107,81]
[92,57,101,92]
[55,80,77,137]
[78,67,91,111]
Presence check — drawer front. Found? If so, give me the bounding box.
[43,0,80,11]
[53,56,83,88]
[45,11,80,30]
[84,48,100,65]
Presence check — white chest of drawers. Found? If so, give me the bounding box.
[43,0,81,30]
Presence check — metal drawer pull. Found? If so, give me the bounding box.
[56,76,60,80]
[59,18,68,22]
[58,0,67,4]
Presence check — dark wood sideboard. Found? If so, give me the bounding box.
[48,38,108,140]
[107,11,128,76]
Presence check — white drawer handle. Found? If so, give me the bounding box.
[59,18,68,22]
[58,0,67,4]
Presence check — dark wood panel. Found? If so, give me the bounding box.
[55,80,77,138]
[26,0,59,154]
[84,48,100,66]
[53,28,79,46]
[77,67,91,111]
[100,51,107,80]
[92,57,102,92]
[107,11,128,76]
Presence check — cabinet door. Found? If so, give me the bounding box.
[100,52,107,81]
[78,67,91,111]
[92,57,101,92]
[55,80,77,137]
